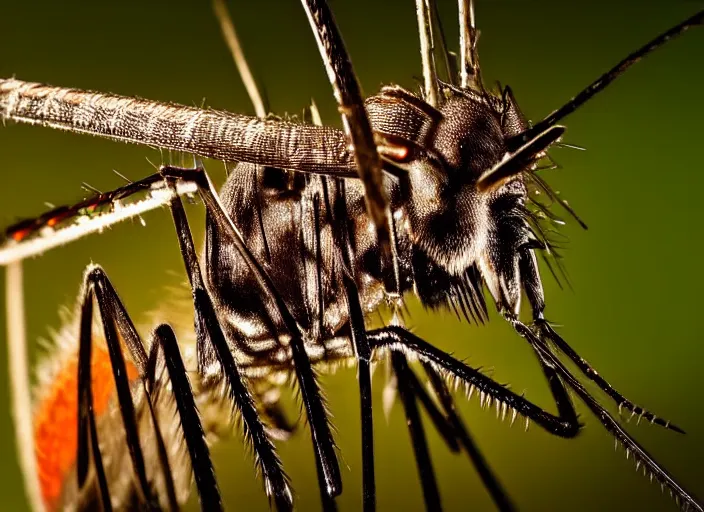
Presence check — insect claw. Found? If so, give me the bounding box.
[510,408,518,427]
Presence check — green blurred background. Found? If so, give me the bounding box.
[1,0,703,510]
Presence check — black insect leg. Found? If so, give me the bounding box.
[519,248,682,431]
[368,326,581,511]
[145,325,222,511]
[167,189,293,510]
[331,175,377,511]
[140,393,179,512]
[515,250,703,511]
[368,318,704,512]
[342,273,377,512]
[367,326,581,437]
[538,320,683,431]
[76,289,112,512]
[403,365,461,453]
[75,265,159,511]
[422,362,516,512]
[392,352,443,511]
[300,0,391,261]
[163,166,341,504]
[76,261,225,511]
[508,318,704,512]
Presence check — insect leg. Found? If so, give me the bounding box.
[416,0,440,106]
[75,285,112,511]
[392,352,443,510]
[300,0,391,261]
[167,189,293,510]
[330,176,377,511]
[76,265,158,510]
[145,324,222,511]
[403,365,461,453]
[0,172,199,265]
[458,0,482,90]
[164,165,342,503]
[519,248,682,432]
[76,265,221,511]
[508,318,704,512]
[368,326,580,508]
[260,394,297,442]
[138,377,180,512]
[367,326,580,437]
[422,362,516,512]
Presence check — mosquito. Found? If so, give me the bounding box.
[0,0,702,511]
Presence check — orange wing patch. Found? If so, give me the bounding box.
[33,345,139,510]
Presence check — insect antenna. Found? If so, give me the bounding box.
[511,9,704,146]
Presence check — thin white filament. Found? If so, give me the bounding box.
[6,262,45,512]
[212,0,267,118]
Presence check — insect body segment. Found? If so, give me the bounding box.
[1,0,703,511]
